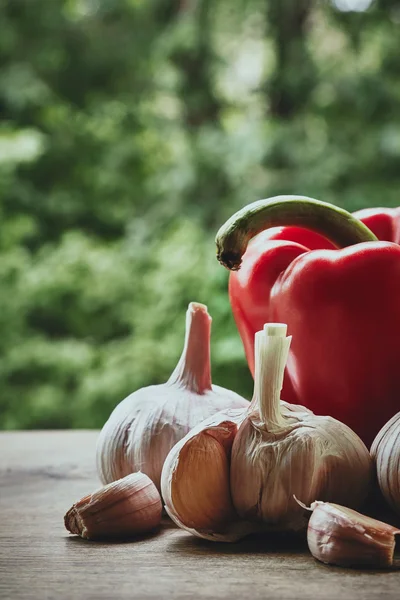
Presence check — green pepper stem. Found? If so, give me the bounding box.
[215,195,378,270]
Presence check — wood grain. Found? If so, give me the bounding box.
[0,431,399,599]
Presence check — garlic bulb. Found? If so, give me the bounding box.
[162,322,372,543]
[371,412,400,514]
[97,302,248,492]
[161,409,256,542]
[64,472,162,540]
[230,323,372,531]
[302,500,400,568]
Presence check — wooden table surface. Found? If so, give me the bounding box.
[1,431,399,600]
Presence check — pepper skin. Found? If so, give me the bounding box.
[216,197,400,447]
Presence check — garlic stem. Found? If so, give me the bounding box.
[253,323,291,429]
[168,302,212,394]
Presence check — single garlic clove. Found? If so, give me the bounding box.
[305,500,400,568]
[371,412,400,514]
[162,408,256,542]
[163,414,237,531]
[64,472,162,540]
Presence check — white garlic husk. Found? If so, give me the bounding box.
[96,302,248,492]
[161,409,257,542]
[371,412,400,514]
[230,324,372,531]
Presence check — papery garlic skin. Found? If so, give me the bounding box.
[231,410,372,530]
[161,409,256,542]
[230,324,372,531]
[97,303,248,492]
[371,412,400,514]
[306,501,400,568]
[64,472,162,540]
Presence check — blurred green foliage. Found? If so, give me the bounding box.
[1,0,399,428]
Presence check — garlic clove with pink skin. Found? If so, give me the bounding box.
[96,302,248,492]
[301,500,400,568]
[64,472,162,540]
[230,324,372,531]
[161,409,257,542]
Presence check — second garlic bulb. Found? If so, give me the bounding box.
[97,303,248,492]
[230,324,373,530]
[371,411,400,514]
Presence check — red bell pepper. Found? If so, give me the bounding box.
[216,196,400,447]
